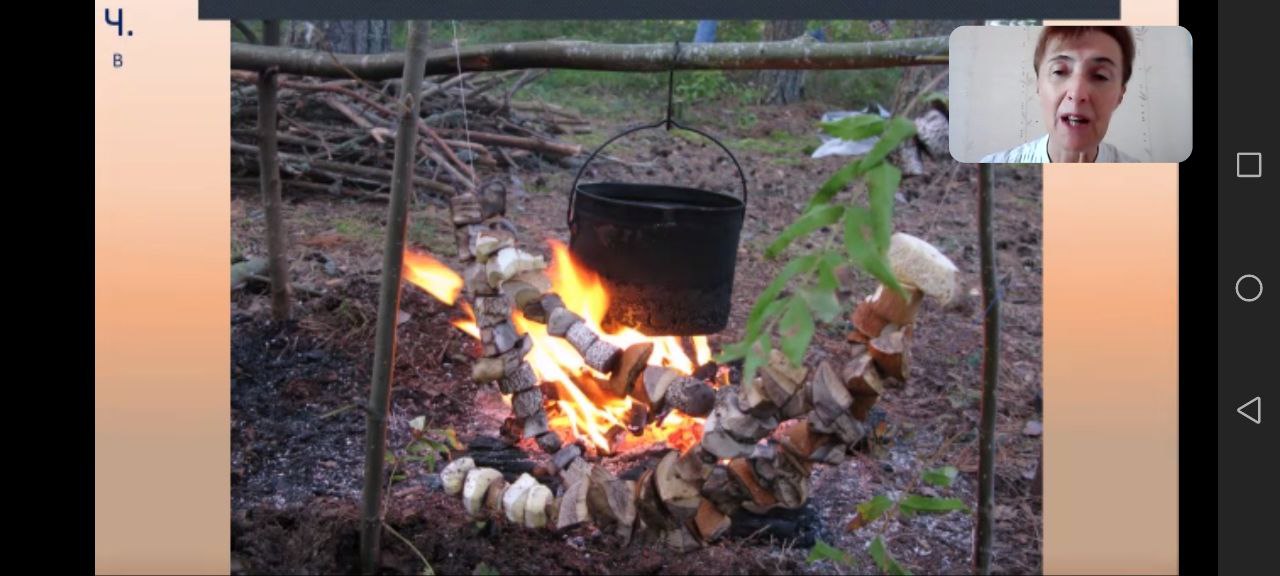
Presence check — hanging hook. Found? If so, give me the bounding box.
[665,40,681,130]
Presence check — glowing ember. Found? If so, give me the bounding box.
[404,241,713,454]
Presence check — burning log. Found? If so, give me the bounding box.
[700,465,747,514]
[626,401,649,435]
[777,420,827,461]
[500,272,551,311]
[543,306,622,373]
[869,323,911,381]
[713,391,778,444]
[699,425,756,460]
[664,374,716,417]
[471,228,515,260]
[498,362,539,395]
[759,351,811,420]
[450,192,483,226]
[739,374,778,418]
[635,468,675,530]
[521,411,550,439]
[727,458,778,514]
[556,475,592,530]
[842,348,884,422]
[461,436,538,479]
[482,322,521,356]
[464,263,496,296]
[486,247,547,289]
[608,342,653,398]
[653,451,702,522]
[807,410,865,448]
[512,387,545,419]
[586,465,637,538]
[535,430,563,453]
[520,293,563,324]
[809,361,853,426]
[473,294,512,329]
[471,356,506,383]
[550,443,584,473]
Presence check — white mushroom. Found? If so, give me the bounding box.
[523,484,553,529]
[886,233,959,305]
[501,473,540,525]
[440,457,475,496]
[462,468,503,518]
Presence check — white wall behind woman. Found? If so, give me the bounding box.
[950,26,1192,162]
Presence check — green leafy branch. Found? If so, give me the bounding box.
[717,114,916,387]
[386,417,465,483]
[849,433,970,575]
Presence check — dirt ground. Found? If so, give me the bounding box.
[231,97,1044,575]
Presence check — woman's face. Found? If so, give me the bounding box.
[1036,31,1126,158]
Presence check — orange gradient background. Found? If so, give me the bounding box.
[96,2,1180,574]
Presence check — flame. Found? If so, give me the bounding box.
[404,249,463,305]
[404,242,712,454]
[452,302,479,339]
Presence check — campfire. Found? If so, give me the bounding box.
[393,185,959,549]
[406,240,717,456]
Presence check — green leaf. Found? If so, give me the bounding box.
[845,207,906,297]
[444,428,464,451]
[855,495,895,527]
[899,495,969,516]
[765,204,845,260]
[746,298,787,343]
[798,253,843,323]
[806,160,864,211]
[869,536,912,575]
[922,466,959,488]
[745,254,821,340]
[423,450,437,473]
[864,162,901,253]
[800,285,840,324]
[472,561,499,576]
[425,439,450,454]
[820,114,886,141]
[779,298,815,367]
[715,340,751,364]
[740,334,771,393]
[806,539,856,567]
[857,116,917,173]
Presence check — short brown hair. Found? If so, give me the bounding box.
[1033,26,1136,87]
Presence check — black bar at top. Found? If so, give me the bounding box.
[199,1,1120,21]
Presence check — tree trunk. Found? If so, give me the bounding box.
[359,20,431,576]
[758,21,808,105]
[974,163,999,575]
[256,21,291,322]
[323,21,356,52]
[230,36,949,79]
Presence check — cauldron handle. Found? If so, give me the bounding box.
[567,118,750,227]
[570,40,747,225]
